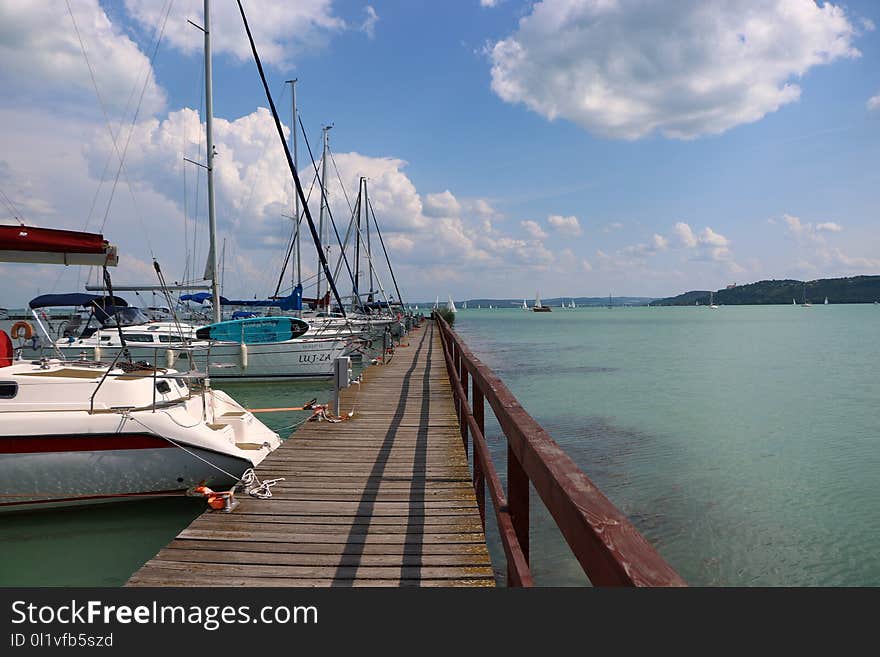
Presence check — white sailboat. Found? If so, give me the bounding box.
[824,297,829,305]
[0,224,282,512]
[801,283,812,307]
[709,291,719,309]
[446,295,458,313]
[522,299,528,310]
[533,292,551,312]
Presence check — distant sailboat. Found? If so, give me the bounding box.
[801,283,812,307]
[462,300,468,310]
[446,295,457,313]
[570,300,576,308]
[709,291,719,309]
[824,297,828,305]
[533,292,551,312]
[792,298,796,306]
[522,299,528,310]
[606,292,613,309]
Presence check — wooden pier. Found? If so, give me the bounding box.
[128,321,496,587]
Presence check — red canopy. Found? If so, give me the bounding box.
[0,225,117,266]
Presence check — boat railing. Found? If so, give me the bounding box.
[87,344,213,415]
[433,312,685,587]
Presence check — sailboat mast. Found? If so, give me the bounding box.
[203,0,221,323]
[354,177,363,309]
[286,78,301,307]
[316,125,331,306]
[366,178,373,299]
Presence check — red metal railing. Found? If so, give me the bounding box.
[434,313,686,587]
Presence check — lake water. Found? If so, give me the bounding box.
[1,306,877,586]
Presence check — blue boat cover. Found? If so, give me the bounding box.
[29,293,128,309]
[180,285,302,311]
[195,316,310,344]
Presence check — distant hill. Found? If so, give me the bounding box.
[416,296,656,308]
[650,276,880,306]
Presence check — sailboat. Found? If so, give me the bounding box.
[709,291,719,309]
[462,300,467,310]
[522,299,528,311]
[570,300,576,309]
[824,297,829,305]
[532,292,552,312]
[606,293,613,309]
[446,295,457,313]
[0,225,282,512]
[801,283,812,307]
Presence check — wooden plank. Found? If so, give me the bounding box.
[128,322,495,588]
[154,548,491,567]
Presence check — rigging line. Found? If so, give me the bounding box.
[96,0,175,249]
[331,196,361,286]
[295,113,360,309]
[0,187,27,225]
[328,147,354,214]
[368,197,405,305]
[67,0,174,232]
[237,0,348,318]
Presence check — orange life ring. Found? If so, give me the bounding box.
[11,321,33,341]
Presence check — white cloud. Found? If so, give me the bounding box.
[0,0,166,116]
[75,105,558,300]
[868,95,880,111]
[424,191,462,219]
[124,0,346,68]
[547,214,582,236]
[480,0,501,7]
[783,214,842,243]
[673,222,698,248]
[361,6,379,39]
[521,220,547,240]
[488,0,860,139]
[602,221,624,233]
[652,233,668,250]
[700,227,729,247]
[581,258,593,272]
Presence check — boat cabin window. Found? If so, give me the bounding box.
[0,382,18,399]
[158,334,185,343]
[155,380,171,394]
[125,334,157,343]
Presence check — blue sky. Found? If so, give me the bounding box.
[1,0,878,306]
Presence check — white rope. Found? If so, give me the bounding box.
[239,468,284,499]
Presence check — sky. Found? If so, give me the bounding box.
[0,0,878,307]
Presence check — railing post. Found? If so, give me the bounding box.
[507,448,530,586]
[472,385,485,529]
[459,357,468,456]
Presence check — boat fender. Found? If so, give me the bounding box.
[240,343,248,369]
[10,321,33,341]
[166,349,176,368]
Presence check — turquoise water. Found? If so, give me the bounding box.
[2,307,877,586]
[454,305,880,586]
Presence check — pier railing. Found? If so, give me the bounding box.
[434,313,686,587]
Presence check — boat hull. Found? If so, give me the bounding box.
[0,433,253,513]
[53,337,352,380]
